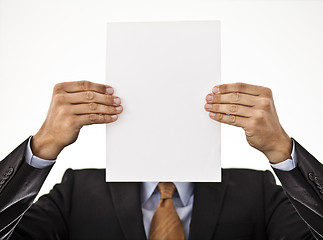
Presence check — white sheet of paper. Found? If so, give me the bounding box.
[106,21,221,182]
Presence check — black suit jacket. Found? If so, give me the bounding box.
[273,140,323,239]
[0,138,317,240]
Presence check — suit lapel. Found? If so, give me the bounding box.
[188,173,228,240]
[109,182,147,240]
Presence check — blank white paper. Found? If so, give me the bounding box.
[106,21,221,182]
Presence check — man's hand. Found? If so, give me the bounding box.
[204,82,292,164]
[32,81,123,160]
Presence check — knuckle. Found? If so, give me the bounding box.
[215,113,223,121]
[235,82,245,92]
[229,115,236,123]
[259,97,271,110]
[256,109,266,120]
[102,114,108,122]
[84,91,94,100]
[53,83,63,93]
[53,84,60,93]
[53,93,65,105]
[229,104,238,113]
[98,114,105,122]
[79,80,91,91]
[264,87,273,97]
[54,83,62,91]
[231,92,240,102]
[88,114,105,123]
[89,114,97,123]
[89,102,97,111]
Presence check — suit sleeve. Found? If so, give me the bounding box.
[8,169,76,240]
[0,138,52,240]
[261,170,315,240]
[273,139,323,239]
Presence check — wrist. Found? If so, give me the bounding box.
[31,132,62,160]
[264,136,292,164]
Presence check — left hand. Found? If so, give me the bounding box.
[204,82,292,164]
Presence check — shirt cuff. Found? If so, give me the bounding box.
[25,136,56,169]
[270,139,298,171]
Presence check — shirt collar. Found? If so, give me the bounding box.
[141,182,194,207]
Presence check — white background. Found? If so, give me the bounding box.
[0,0,322,199]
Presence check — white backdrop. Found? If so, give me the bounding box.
[0,0,322,199]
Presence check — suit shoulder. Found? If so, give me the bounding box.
[61,168,105,183]
[222,168,273,175]
[65,168,105,174]
[222,168,276,183]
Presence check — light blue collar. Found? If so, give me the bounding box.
[141,182,194,207]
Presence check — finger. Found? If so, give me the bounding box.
[206,92,258,107]
[64,91,121,106]
[212,82,272,97]
[77,114,118,126]
[204,103,254,118]
[54,81,113,95]
[209,112,247,128]
[70,103,123,115]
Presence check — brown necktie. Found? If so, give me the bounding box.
[149,182,185,240]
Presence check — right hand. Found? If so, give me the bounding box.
[31,81,123,160]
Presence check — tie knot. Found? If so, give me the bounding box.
[158,182,176,199]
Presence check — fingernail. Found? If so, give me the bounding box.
[212,86,220,93]
[210,112,215,117]
[113,97,121,105]
[111,115,118,120]
[106,87,114,94]
[205,104,212,110]
[206,94,213,101]
[116,106,122,112]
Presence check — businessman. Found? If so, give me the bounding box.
[0,81,321,239]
